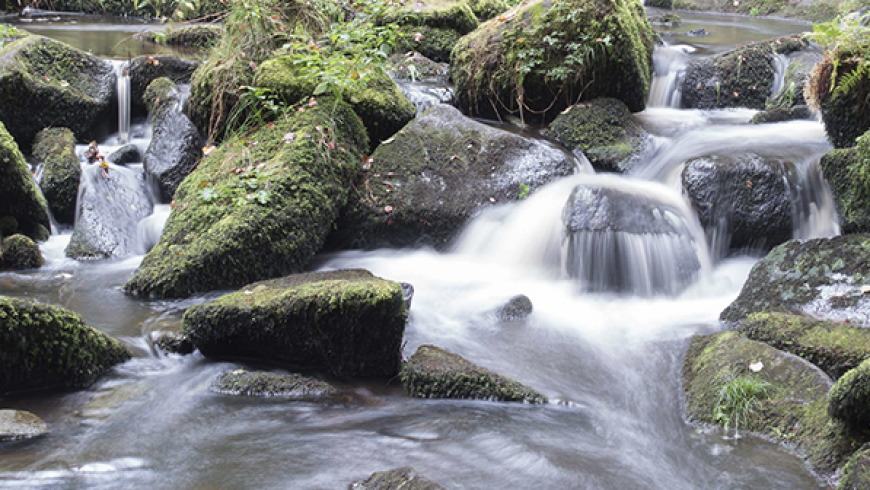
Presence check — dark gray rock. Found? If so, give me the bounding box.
[33,127,80,225]
[153,331,194,355]
[0,410,48,442]
[127,55,198,115]
[401,282,415,310]
[350,467,445,490]
[210,369,337,399]
[750,105,812,124]
[493,294,533,322]
[107,144,143,165]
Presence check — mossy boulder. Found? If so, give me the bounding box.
[400,345,547,402]
[546,98,648,172]
[749,105,811,124]
[388,52,449,82]
[255,58,416,150]
[682,153,796,253]
[739,312,870,379]
[467,0,508,20]
[328,104,574,250]
[683,331,854,478]
[382,0,479,63]
[0,121,50,242]
[128,55,198,116]
[186,52,256,142]
[152,331,194,355]
[33,127,81,225]
[681,35,807,110]
[807,43,870,148]
[141,25,223,49]
[124,100,367,299]
[829,359,870,432]
[183,269,407,377]
[2,234,43,270]
[721,235,870,324]
[350,467,446,490]
[0,410,48,442]
[451,0,655,123]
[0,296,131,394]
[840,445,870,490]
[821,129,870,234]
[0,35,114,149]
[210,368,337,398]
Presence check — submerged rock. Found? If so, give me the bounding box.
[350,467,446,490]
[400,345,547,403]
[128,55,198,115]
[2,234,44,270]
[107,144,143,166]
[829,359,870,432]
[33,127,81,226]
[152,331,194,355]
[0,296,131,394]
[328,104,575,250]
[210,369,337,399]
[0,121,50,241]
[183,269,407,377]
[492,294,533,322]
[0,410,48,442]
[821,131,870,234]
[749,105,811,124]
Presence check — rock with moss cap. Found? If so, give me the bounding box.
[210,368,337,398]
[808,43,870,148]
[401,345,547,402]
[721,235,870,324]
[0,35,114,148]
[0,410,48,442]
[350,467,446,490]
[183,269,407,377]
[128,55,198,115]
[546,98,648,172]
[140,25,223,49]
[33,127,81,225]
[327,104,575,250]
[152,331,194,355]
[388,52,449,82]
[829,359,870,432]
[0,296,131,394]
[2,234,43,270]
[0,121,50,242]
[840,445,870,490]
[681,35,807,110]
[821,129,870,234]
[750,106,811,124]
[451,0,655,123]
[380,0,480,63]
[124,100,367,299]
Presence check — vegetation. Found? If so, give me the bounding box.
[713,376,773,436]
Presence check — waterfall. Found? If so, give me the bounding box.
[648,45,692,108]
[770,53,790,97]
[114,61,131,144]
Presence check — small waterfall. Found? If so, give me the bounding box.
[648,45,692,108]
[114,61,131,144]
[397,82,455,116]
[791,157,841,239]
[135,204,171,255]
[770,53,790,97]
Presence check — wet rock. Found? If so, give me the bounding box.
[807,39,869,148]
[2,234,43,270]
[0,410,48,442]
[0,35,114,149]
[767,52,821,111]
[33,127,80,226]
[328,104,575,250]
[682,153,795,253]
[183,270,407,377]
[127,55,198,115]
[153,331,194,355]
[380,0,479,63]
[106,144,143,165]
[388,52,449,82]
[721,235,870,324]
[840,445,870,490]
[830,359,870,432]
[686,28,708,37]
[142,77,201,200]
[400,345,547,403]
[0,121,50,241]
[210,369,337,399]
[401,282,415,310]
[820,129,870,234]
[451,0,655,122]
[140,25,222,49]
[124,101,367,299]
[649,13,682,26]
[749,105,811,124]
[493,294,533,322]
[398,85,454,117]
[546,98,649,173]
[350,467,446,490]
[0,296,131,394]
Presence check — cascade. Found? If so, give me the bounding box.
[114,61,131,144]
[648,45,692,108]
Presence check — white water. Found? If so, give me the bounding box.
[113,61,131,144]
[648,45,693,108]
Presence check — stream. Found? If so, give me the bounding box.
[0,10,835,490]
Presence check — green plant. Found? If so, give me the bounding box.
[713,375,773,436]
[518,184,530,199]
[0,24,21,49]
[198,168,272,206]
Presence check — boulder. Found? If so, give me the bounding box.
[255,59,416,151]
[106,144,143,165]
[33,127,80,225]
[0,121,50,241]
[152,331,194,355]
[183,269,407,377]
[210,369,337,399]
[65,164,154,259]
[767,52,821,110]
[546,98,648,173]
[328,104,575,250]
[829,358,870,432]
[142,77,201,200]
[451,0,655,122]
[2,234,43,270]
[492,294,533,322]
[350,467,446,490]
[141,25,223,49]
[682,153,795,252]
[127,55,198,116]
[466,0,508,21]
[750,105,811,124]
[681,35,806,110]
[381,0,479,63]
[0,35,114,148]
[124,100,367,298]
[840,445,870,490]
[388,52,449,82]
[0,296,131,394]
[400,345,547,403]
[807,41,870,148]
[0,410,48,442]
[820,130,870,233]
[720,235,870,324]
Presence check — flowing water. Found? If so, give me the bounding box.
[0,11,835,490]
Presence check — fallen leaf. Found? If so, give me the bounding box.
[749,361,763,372]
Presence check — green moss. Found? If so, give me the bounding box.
[33,127,81,225]
[840,445,870,490]
[388,52,448,81]
[46,0,226,19]
[143,25,223,48]
[186,52,255,141]
[209,369,337,398]
[808,44,870,149]
[0,121,51,242]
[396,26,464,63]
[380,0,479,35]
[352,467,446,490]
[0,296,131,394]
[400,344,547,403]
[1,234,43,270]
[467,0,508,20]
[821,131,870,233]
[183,269,407,377]
[125,100,367,299]
[143,77,179,115]
[829,359,870,431]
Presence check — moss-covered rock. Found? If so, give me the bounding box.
[2,234,43,270]
[0,296,131,394]
[382,0,479,63]
[821,129,870,234]
[183,269,407,377]
[388,52,449,82]
[33,127,81,225]
[467,0,508,20]
[186,51,255,142]
[749,105,811,124]
[739,312,870,379]
[840,445,870,490]
[768,52,821,110]
[0,121,50,242]
[720,235,870,324]
[807,42,870,148]
[400,345,547,402]
[0,410,48,442]
[141,25,223,49]
[0,35,114,149]
[350,467,446,490]
[128,55,198,116]
[683,331,854,479]
[152,331,194,355]
[124,100,367,298]
[451,0,655,123]
[681,35,807,110]
[210,368,337,398]
[829,358,870,432]
[327,104,574,249]
[546,98,648,172]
